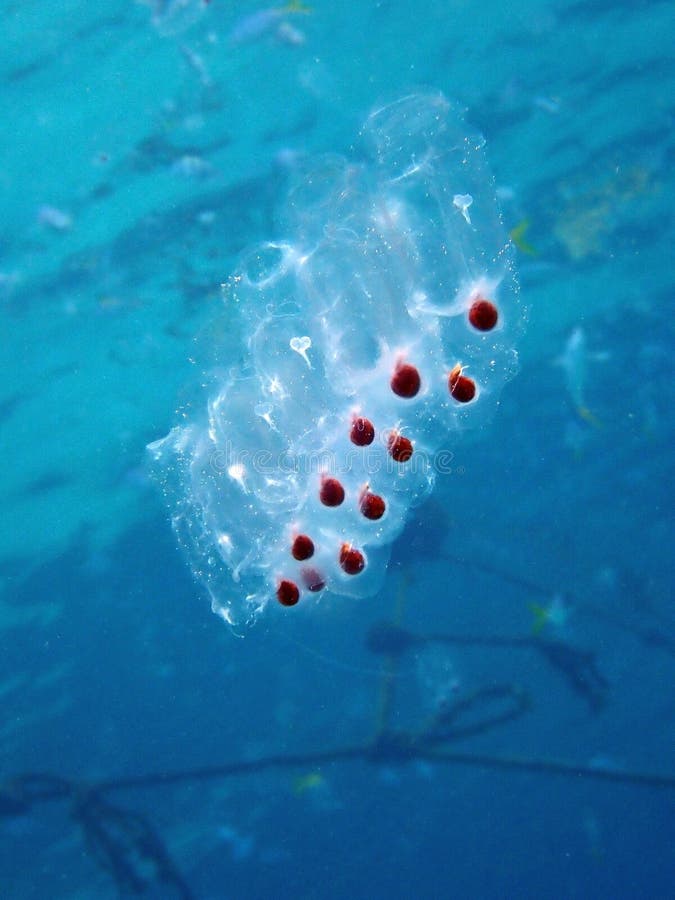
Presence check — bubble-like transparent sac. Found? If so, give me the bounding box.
[148,91,524,631]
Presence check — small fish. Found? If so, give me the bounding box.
[216,824,255,861]
[170,154,215,179]
[293,771,325,795]
[533,95,561,115]
[276,20,306,45]
[509,218,537,255]
[229,1,310,45]
[530,593,570,634]
[142,0,208,37]
[37,205,72,231]
[582,806,604,860]
[556,327,606,426]
[180,44,212,87]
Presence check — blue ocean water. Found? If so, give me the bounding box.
[1,1,673,897]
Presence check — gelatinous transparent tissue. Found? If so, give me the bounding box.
[149,91,524,631]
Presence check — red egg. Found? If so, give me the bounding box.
[468,297,499,331]
[387,432,413,462]
[391,362,421,398]
[319,476,345,506]
[360,490,386,520]
[277,579,300,606]
[350,416,375,446]
[291,534,314,560]
[339,543,365,575]
[448,364,476,403]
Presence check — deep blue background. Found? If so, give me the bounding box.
[0,1,673,897]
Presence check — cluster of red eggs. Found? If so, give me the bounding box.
[276,297,498,607]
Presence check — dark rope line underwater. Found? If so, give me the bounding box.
[2,697,673,899]
[2,572,673,897]
[4,725,674,807]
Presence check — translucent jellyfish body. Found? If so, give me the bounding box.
[149,91,524,630]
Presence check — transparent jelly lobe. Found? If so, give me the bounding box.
[149,91,524,630]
